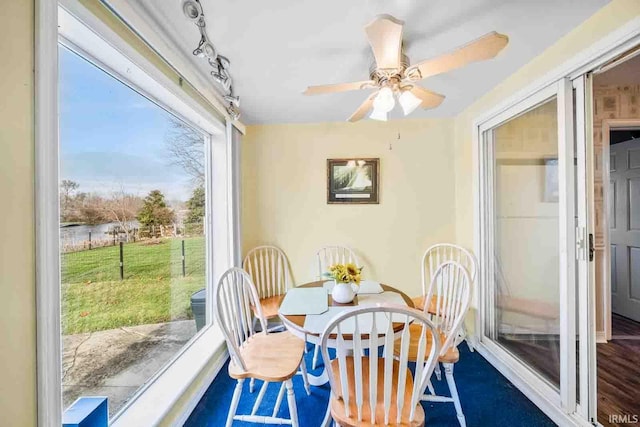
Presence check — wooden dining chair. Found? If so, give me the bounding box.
[396,261,472,427]
[313,245,361,369]
[320,305,440,427]
[215,267,308,427]
[243,245,293,331]
[413,244,477,351]
[316,245,361,279]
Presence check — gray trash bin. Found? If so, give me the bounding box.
[190,289,207,332]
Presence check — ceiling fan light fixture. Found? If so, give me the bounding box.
[373,87,395,113]
[369,108,388,121]
[303,15,508,123]
[398,90,422,115]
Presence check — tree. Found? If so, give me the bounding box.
[101,189,142,241]
[165,119,205,187]
[137,190,175,229]
[185,186,205,224]
[60,180,79,222]
[79,198,105,225]
[72,193,106,226]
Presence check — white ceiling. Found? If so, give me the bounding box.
[134,0,609,124]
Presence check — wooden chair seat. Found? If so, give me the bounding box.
[228,331,304,382]
[329,357,425,427]
[393,323,459,364]
[411,295,433,312]
[411,295,460,319]
[252,294,285,320]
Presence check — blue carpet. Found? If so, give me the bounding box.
[185,342,555,426]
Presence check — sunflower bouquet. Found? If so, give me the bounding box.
[324,263,363,285]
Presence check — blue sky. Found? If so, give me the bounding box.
[59,46,200,202]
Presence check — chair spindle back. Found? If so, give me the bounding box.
[321,306,440,425]
[215,268,266,372]
[422,243,476,297]
[317,246,360,278]
[243,245,291,299]
[426,261,472,354]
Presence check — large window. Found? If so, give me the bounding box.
[59,45,211,417]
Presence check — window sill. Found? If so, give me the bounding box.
[111,325,227,426]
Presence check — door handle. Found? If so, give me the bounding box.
[588,233,594,262]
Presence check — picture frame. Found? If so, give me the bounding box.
[327,158,379,204]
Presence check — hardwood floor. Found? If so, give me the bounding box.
[610,313,640,337]
[496,335,560,389]
[598,314,640,427]
[493,314,640,427]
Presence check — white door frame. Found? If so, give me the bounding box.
[476,78,579,419]
[558,77,578,415]
[472,16,640,427]
[573,74,598,423]
[601,119,640,341]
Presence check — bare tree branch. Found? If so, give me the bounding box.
[94,186,142,242]
[164,118,205,187]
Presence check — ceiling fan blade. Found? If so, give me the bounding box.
[407,31,509,80]
[303,80,376,95]
[347,92,379,122]
[365,14,404,70]
[410,85,446,109]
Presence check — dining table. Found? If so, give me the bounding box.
[278,280,415,427]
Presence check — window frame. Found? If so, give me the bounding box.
[37,3,239,425]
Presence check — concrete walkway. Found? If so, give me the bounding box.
[63,320,196,417]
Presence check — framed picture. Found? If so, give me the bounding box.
[327,158,379,204]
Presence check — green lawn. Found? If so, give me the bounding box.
[62,237,206,335]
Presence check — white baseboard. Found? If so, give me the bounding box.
[596,331,607,344]
[466,336,478,351]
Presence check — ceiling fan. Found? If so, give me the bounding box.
[303,15,509,122]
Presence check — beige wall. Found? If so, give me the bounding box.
[0,0,37,425]
[242,119,456,297]
[453,0,640,335]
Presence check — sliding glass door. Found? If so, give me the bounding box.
[478,78,596,422]
[486,95,562,387]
